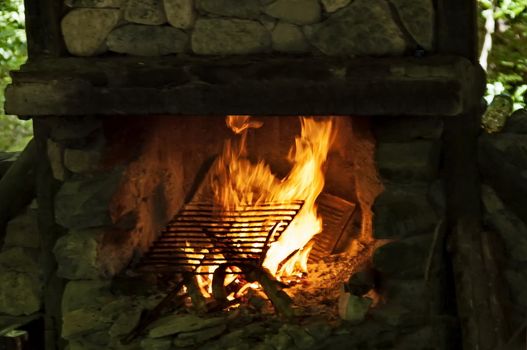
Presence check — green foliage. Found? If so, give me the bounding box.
[479,0,527,109]
[0,0,31,151]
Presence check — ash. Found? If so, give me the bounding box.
[287,242,374,322]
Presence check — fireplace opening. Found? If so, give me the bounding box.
[54,115,383,346]
[128,116,380,328]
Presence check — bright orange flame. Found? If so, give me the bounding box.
[212,116,335,280]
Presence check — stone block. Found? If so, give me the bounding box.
[0,152,18,179]
[480,133,527,170]
[47,138,66,181]
[271,22,309,53]
[479,134,527,221]
[373,235,433,278]
[148,314,225,338]
[196,0,261,19]
[481,185,527,263]
[373,184,438,239]
[54,170,122,230]
[191,18,271,55]
[109,307,142,337]
[68,339,102,350]
[124,0,166,25]
[303,321,331,342]
[373,117,444,142]
[264,0,321,25]
[392,326,439,350]
[281,324,316,349]
[173,324,226,347]
[264,330,293,350]
[0,269,42,316]
[65,0,123,7]
[53,230,102,280]
[376,140,440,181]
[0,248,39,275]
[64,147,102,174]
[50,116,102,143]
[382,279,428,313]
[85,331,113,347]
[141,337,173,350]
[321,0,351,13]
[338,293,372,324]
[347,267,375,296]
[61,8,122,56]
[308,0,406,56]
[4,209,40,249]
[503,109,527,134]
[389,0,434,50]
[482,95,513,133]
[62,280,113,313]
[164,0,195,29]
[369,303,417,327]
[107,24,188,56]
[62,308,111,339]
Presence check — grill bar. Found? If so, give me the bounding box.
[138,201,303,273]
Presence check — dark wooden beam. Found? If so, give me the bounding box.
[437,1,509,349]
[24,0,65,58]
[436,0,479,62]
[5,55,482,117]
[33,119,67,350]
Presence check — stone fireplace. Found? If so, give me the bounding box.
[0,0,491,349]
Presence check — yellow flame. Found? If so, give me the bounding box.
[212,116,335,279]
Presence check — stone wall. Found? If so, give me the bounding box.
[479,108,527,331]
[0,204,42,317]
[319,116,453,349]
[61,0,435,57]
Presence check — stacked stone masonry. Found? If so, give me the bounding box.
[61,0,435,57]
[479,108,527,328]
[41,115,455,349]
[0,206,43,317]
[367,116,452,349]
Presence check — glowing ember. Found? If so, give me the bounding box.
[212,116,335,280]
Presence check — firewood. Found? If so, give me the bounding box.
[187,275,207,314]
[449,220,500,350]
[246,266,294,319]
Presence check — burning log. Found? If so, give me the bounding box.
[212,263,294,318]
[187,275,207,314]
[246,266,294,319]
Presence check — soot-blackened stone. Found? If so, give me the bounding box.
[347,267,375,296]
[503,109,527,134]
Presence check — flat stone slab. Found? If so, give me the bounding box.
[5,55,483,117]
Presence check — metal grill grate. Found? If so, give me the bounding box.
[309,193,357,263]
[138,200,304,273]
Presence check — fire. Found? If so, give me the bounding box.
[212,116,335,279]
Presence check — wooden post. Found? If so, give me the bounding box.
[23,0,65,58]
[438,0,510,348]
[22,1,67,348]
[33,119,67,350]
